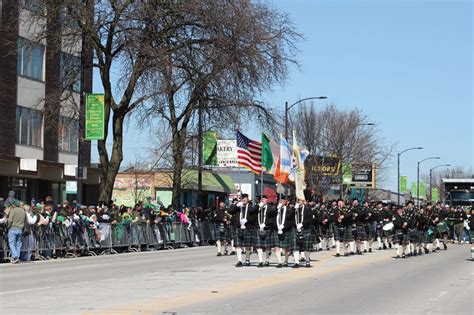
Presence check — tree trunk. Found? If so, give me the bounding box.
[98,109,125,203]
[171,130,186,208]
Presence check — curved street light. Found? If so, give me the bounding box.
[429,164,450,201]
[397,147,423,205]
[417,156,440,206]
[284,96,327,141]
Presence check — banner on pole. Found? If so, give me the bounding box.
[85,94,105,140]
[400,176,407,193]
[203,131,218,166]
[431,187,439,201]
[342,162,352,184]
[419,181,426,198]
[411,182,418,198]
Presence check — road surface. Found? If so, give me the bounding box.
[0,244,472,314]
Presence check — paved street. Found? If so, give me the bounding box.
[0,244,472,315]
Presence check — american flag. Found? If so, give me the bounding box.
[236,130,262,174]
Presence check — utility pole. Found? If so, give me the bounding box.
[76,0,87,204]
[197,101,203,207]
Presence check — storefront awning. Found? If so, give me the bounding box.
[155,170,237,194]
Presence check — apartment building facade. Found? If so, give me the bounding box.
[0,0,99,204]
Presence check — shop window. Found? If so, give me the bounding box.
[15,106,43,147]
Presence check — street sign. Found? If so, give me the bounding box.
[66,181,77,194]
[349,163,376,188]
[85,94,105,140]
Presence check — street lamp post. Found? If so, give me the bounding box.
[417,156,440,207]
[429,164,450,201]
[397,147,423,205]
[284,96,327,142]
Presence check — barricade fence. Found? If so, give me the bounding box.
[0,219,220,262]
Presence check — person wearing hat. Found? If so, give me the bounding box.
[273,195,295,268]
[293,199,314,268]
[333,199,350,257]
[371,200,384,250]
[433,204,450,250]
[228,194,257,267]
[214,201,231,256]
[254,195,276,267]
[380,202,393,249]
[350,199,366,255]
[393,205,408,258]
[404,200,418,256]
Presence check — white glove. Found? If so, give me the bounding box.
[259,223,266,231]
[240,218,247,225]
[278,228,283,235]
[294,203,300,209]
[259,202,264,207]
[297,223,303,230]
[240,224,246,230]
[277,203,282,210]
[237,202,243,208]
[278,224,284,231]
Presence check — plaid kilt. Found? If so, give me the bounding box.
[295,228,315,251]
[216,223,231,241]
[333,225,345,241]
[354,224,367,241]
[319,223,334,239]
[231,226,255,247]
[254,229,275,248]
[344,226,355,242]
[424,226,436,243]
[407,228,419,242]
[437,221,449,235]
[274,228,296,249]
[393,229,408,245]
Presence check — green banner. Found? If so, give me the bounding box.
[342,162,352,184]
[400,176,407,193]
[431,187,439,201]
[85,94,105,140]
[419,181,426,198]
[411,182,417,198]
[203,131,218,166]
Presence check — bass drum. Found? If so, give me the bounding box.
[382,222,394,236]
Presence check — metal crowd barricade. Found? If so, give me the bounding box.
[1,214,221,264]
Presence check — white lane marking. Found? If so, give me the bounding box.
[429,291,447,301]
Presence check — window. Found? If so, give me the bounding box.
[58,116,79,153]
[16,106,43,147]
[17,37,45,81]
[60,53,81,92]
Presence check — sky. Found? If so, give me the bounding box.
[92,0,473,192]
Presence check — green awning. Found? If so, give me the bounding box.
[181,170,237,193]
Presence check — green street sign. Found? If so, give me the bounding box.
[85,94,105,140]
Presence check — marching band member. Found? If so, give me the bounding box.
[393,205,408,258]
[254,196,276,267]
[294,199,314,267]
[214,201,231,256]
[274,196,295,268]
[229,194,257,267]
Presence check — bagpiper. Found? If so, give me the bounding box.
[229,194,257,267]
[254,196,276,267]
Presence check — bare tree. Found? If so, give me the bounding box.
[137,0,300,207]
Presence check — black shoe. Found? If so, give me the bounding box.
[332,245,336,249]
[326,247,330,251]
[344,253,349,257]
[356,250,362,255]
[389,243,392,249]
[402,254,406,259]
[264,261,270,267]
[299,258,305,263]
[432,249,436,253]
[257,262,264,268]
[396,255,401,259]
[369,248,372,253]
[363,249,368,253]
[305,262,311,268]
[443,244,447,250]
[413,252,417,256]
[349,252,355,256]
[293,263,300,268]
[425,248,429,254]
[245,260,251,266]
[230,251,236,256]
[276,263,283,268]
[235,261,243,267]
[318,248,323,252]
[378,247,382,250]
[336,253,341,257]
[382,244,387,250]
[436,247,441,251]
[224,250,228,255]
[217,253,222,257]
[283,262,288,267]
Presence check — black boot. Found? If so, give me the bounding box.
[235,261,243,267]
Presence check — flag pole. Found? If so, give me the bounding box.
[236,128,241,200]
[279,133,283,199]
